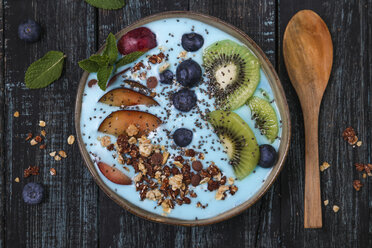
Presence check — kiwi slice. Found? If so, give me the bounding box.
[247,96,279,143]
[203,40,260,110]
[208,110,259,180]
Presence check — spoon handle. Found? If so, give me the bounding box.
[303,104,322,228]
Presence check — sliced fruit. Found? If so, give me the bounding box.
[107,67,130,87]
[208,110,259,180]
[247,96,279,143]
[98,161,131,185]
[123,79,149,92]
[203,40,260,110]
[98,110,161,137]
[117,27,157,55]
[99,88,158,107]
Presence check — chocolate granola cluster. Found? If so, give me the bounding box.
[105,124,238,214]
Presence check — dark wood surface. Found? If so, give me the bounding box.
[0,0,370,247]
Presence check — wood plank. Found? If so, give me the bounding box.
[0,0,5,247]
[278,0,371,247]
[96,2,192,248]
[3,0,98,247]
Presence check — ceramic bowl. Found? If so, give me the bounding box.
[75,11,291,226]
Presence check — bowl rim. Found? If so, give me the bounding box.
[75,10,291,226]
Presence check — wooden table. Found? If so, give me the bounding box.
[0,0,370,247]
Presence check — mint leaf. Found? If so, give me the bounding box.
[115,51,145,69]
[78,59,100,73]
[103,33,118,64]
[25,51,65,89]
[85,0,125,10]
[97,65,113,90]
[90,54,109,67]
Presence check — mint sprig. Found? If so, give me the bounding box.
[85,0,125,10]
[115,51,145,69]
[78,33,146,91]
[25,51,66,89]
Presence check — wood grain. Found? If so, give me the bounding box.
[0,0,370,247]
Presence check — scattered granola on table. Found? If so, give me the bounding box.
[342,126,358,145]
[353,180,363,191]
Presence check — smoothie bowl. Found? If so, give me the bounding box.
[75,11,290,225]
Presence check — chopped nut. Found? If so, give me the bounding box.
[126,124,139,136]
[342,127,358,145]
[333,205,340,213]
[30,139,38,146]
[133,172,143,183]
[13,111,19,117]
[179,50,187,58]
[213,173,222,181]
[24,166,39,178]
[320,162,330,172]
[173,161,183,168]
[14,177,20,183]
[353,180,363,191]
[54,155,62,161]
[324,200,329,206]
[39,144,46,150]
[356,141,362,147]
[198,153,205,160]
[67,135,75,145]
[159,62,170,73]
[161,199,173,214]
[227,177,235,185]
[128,137,137,144]
[169,174,183,190]
[58,150,67,158]
[117,154,125,164]
[25,133,33,141]
[139,143,153,157]
[41,130,46,137]
[39,120,46,127]
[162,152,170,165]
[146,189,162,201]
[100,136,111,147]
[355,163,365,172]
[50,168,56,176]
[199,177,210,184]
[49,151,56,157]
[138,161,147,175]
[215,185,229,200]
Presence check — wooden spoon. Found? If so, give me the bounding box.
[283,10,333,228]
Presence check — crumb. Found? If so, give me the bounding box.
[41,130,46,137]
[353,180,363,191]
[356,141,362,147]
[13,111,19,117]
[24,165,39,178]
[39,144,46,150]
[58,150,67,158]
[50,168,56,176]
[159,63,170,73]
[324,200,329,206]
[342,127,358,145]
[126,124,139,137]
[320,162,330,172]
[25,133,32,141]
[30,139,38,146]
[333,205,340,213]
[39,120,46,127]
[14,177,20,183]
[362,173,367,178]
[49,151,56,157]
[99,136,111,147]
[54,155,61,161]
[67,135,75,145]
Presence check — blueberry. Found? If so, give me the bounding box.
[22,182,44,205]
[173,128,193,147]
[159,70,174,84]
[176,59,202,88]
[181,33,204,52]
[258,144,278,168]
[172,88,197,112]
[18,20,41,42]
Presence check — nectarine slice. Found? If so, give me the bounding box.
[98,110,162,136]
[98,162,131,185]
[99,88,158,107]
